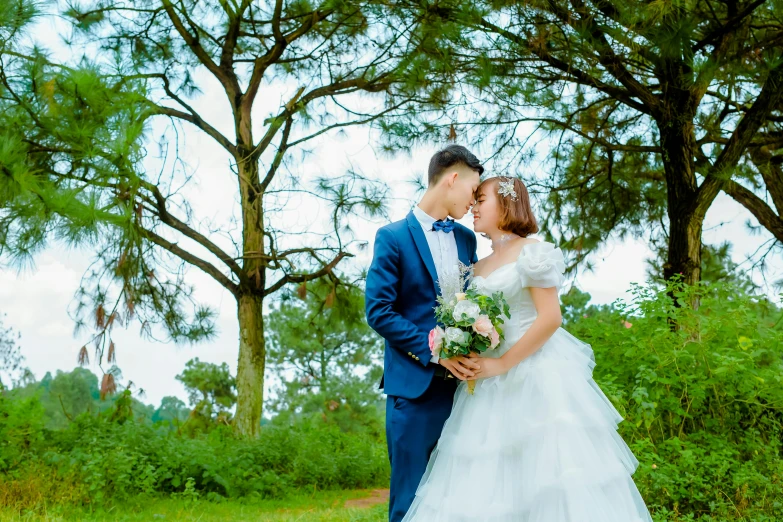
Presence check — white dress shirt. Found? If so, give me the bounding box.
[412,205,460,364]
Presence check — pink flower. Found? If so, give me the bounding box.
[429,326,446,355]
[472,315,494,337]
[623,321,633,329]
[488,328,500,349]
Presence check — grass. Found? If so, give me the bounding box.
[0,490,389,522]
[0,489,765,522]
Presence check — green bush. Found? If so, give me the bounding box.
[566,280,783,521]
[0,390,45,473]
[0,399,389,511]
[2,280,782,521]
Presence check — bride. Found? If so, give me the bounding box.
[402,177,653,522]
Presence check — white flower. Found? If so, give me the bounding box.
[445,327,469,346]
[452,299,480,323]
[438,263,473,305]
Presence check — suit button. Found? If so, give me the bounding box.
[407,352,412,356]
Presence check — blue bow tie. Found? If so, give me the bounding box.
[432,219,455,233]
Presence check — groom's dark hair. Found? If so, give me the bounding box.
[428,145,484,186]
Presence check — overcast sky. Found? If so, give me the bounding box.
[2,10,781,409]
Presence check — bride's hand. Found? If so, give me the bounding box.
[472,356,510,379]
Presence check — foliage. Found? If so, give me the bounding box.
[0,388,44,474]
[176,358,236,426]
[10,368,153,430]
[0,0,455,435]
[36,368,107,428]
[0,345,387,510]
[150,395,190,427]
[0,314,30,390]
[647,240,763,293]
[387,0,783,285]
[1,281,782,519]
[566,279,783,520]
[8,361,230,435]
[266,279,384,435]
[0,397,389,512]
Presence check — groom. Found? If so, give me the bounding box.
[366,145,483,522]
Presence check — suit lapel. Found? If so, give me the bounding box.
[454,228,473,291]
[455,228,469,268]
[406,212,439,292]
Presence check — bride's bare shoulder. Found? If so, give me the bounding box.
[513,236,540,253]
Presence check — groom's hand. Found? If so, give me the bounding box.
[439,356,480,380]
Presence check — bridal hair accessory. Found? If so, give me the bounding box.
[498,178,518,201]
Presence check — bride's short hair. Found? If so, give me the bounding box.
[477,177,539,237]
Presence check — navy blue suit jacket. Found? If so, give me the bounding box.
[366,211,479,399]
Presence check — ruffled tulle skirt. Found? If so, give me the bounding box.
[402,327,653,522]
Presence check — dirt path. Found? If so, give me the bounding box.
[343,489,390,509]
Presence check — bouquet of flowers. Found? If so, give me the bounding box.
[429,264,511,395]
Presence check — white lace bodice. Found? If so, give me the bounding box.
[471,241,566,358]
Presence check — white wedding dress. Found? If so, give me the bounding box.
[402,241,653,522]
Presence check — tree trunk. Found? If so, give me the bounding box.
[233,117,267,435]
[665,212,702,286]
[234,292,265,437]
[658,115,702,288]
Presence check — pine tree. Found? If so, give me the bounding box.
[265,278,383,433]
[394,0,783,288]
[0,0,443,435]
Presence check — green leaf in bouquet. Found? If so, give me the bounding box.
[472,334,490,353]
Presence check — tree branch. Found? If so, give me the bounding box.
[259,116,292,192]
[161,0,240,98]
[263,252,350,296]
[141,182,243,278]
[474,17,652,115]
[723,179,783,243]
[241,6,336,114]
[142,228,239,296]
[693,0,768,53]
[749,145,783,215]
[152,104,237,155]
[251,76,382,164]
[566,0,661,113]
[219,0,251,75]
[694,62,783,219]
[286,100,412,149]
[241,0,286,114]
[523,117,660,153]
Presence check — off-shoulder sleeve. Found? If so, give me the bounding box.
[515,241,566,289]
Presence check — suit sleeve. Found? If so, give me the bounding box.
[366,227,432,366]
